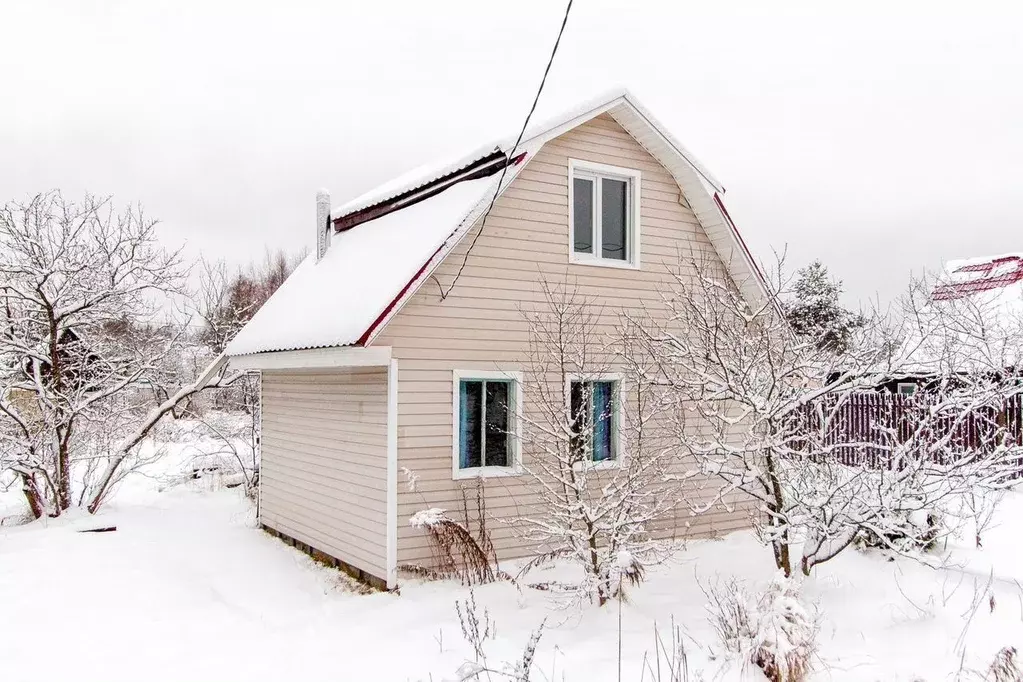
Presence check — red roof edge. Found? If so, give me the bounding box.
[712,192,771,298]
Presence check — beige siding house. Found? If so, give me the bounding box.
[226,89,767,588]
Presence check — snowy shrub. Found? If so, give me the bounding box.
[750,575,818,682]
[705,573,818,682]
[987,647,1022,682]
[964,489,1005,549]
[610,549,647,603]
[409,508,496,585]
[854,507,943,554]
[703,578,757,654]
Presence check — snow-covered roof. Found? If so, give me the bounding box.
[226,88,767,357]
[933,254,1023,313]
[332,143,504,219]
[894,254,1023,376]
[227,169,520,355]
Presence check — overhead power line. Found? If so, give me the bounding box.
[438,0,574,300]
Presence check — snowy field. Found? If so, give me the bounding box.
[1,437,1022,681]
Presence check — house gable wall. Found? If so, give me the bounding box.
[373,114,749,568]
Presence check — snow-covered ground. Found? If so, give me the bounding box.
[1,438,1022,681]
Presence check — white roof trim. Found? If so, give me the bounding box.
[228,346,392,370]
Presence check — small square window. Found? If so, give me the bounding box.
[453,372,521,477]
[569,379,618,462]
[569,160,640,268]
[897,382,917,397]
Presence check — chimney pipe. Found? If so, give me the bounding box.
[315,189,331,262]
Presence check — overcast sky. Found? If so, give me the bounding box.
[2,0,1021,304]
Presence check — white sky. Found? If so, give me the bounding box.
[2,0,1021,304]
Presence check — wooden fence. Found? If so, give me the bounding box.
[796,392,1023,472]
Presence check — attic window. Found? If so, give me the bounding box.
[569,159,641,268]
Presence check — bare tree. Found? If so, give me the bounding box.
[638,254,1022,576]
[514,278,682,606]
[197,248,305,354]
[0,192,239,518]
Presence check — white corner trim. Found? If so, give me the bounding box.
[385,358,399,590]
[567,158,642,270]
[451,369,524,480]
[228,345,392,370]
[256,372,263,526]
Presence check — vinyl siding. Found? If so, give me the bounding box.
[376,114,752,569]
[260,368,389,582]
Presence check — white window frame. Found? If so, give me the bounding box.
[566,373,624,470]
[567,159,642,270]
[897,382,918,397]
[452,369,524,480]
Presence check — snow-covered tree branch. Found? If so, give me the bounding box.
[638,253,1023,576]
[514,277,682,605]
[0,192,242,518]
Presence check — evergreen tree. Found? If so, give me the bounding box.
[784,260,865,353]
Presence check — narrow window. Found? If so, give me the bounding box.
[572,177,594,255]
[484,381,510,467]
[569,380,618,462]
[458,378,513,470]
[601,178,628,261]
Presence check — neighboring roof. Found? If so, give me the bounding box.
[892,254,1023,376]
[226,89,768,357]
[933,254,1023,304]
[935,253,1023,352]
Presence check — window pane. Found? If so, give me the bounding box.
[592,381,615,461]
[484,381,510,467]
[573,178,594,254]
[569,380,588,459]
[601,179,628,261]
[459,380,483,468]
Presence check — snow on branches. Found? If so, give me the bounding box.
[0,192,241,518]
[514,278,682,606]
[637,253,1023,576]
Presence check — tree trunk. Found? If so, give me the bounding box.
[19,472,45,519]
[773,528,792,578]
[764,453,792,577]
[56,431,72,511]
[588,529,606,606]
[86,355,232,514]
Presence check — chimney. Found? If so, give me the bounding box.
[315,189,331,262]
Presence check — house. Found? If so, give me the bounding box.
[225,89,767,589]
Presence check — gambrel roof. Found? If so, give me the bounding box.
[226,89,767,356]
